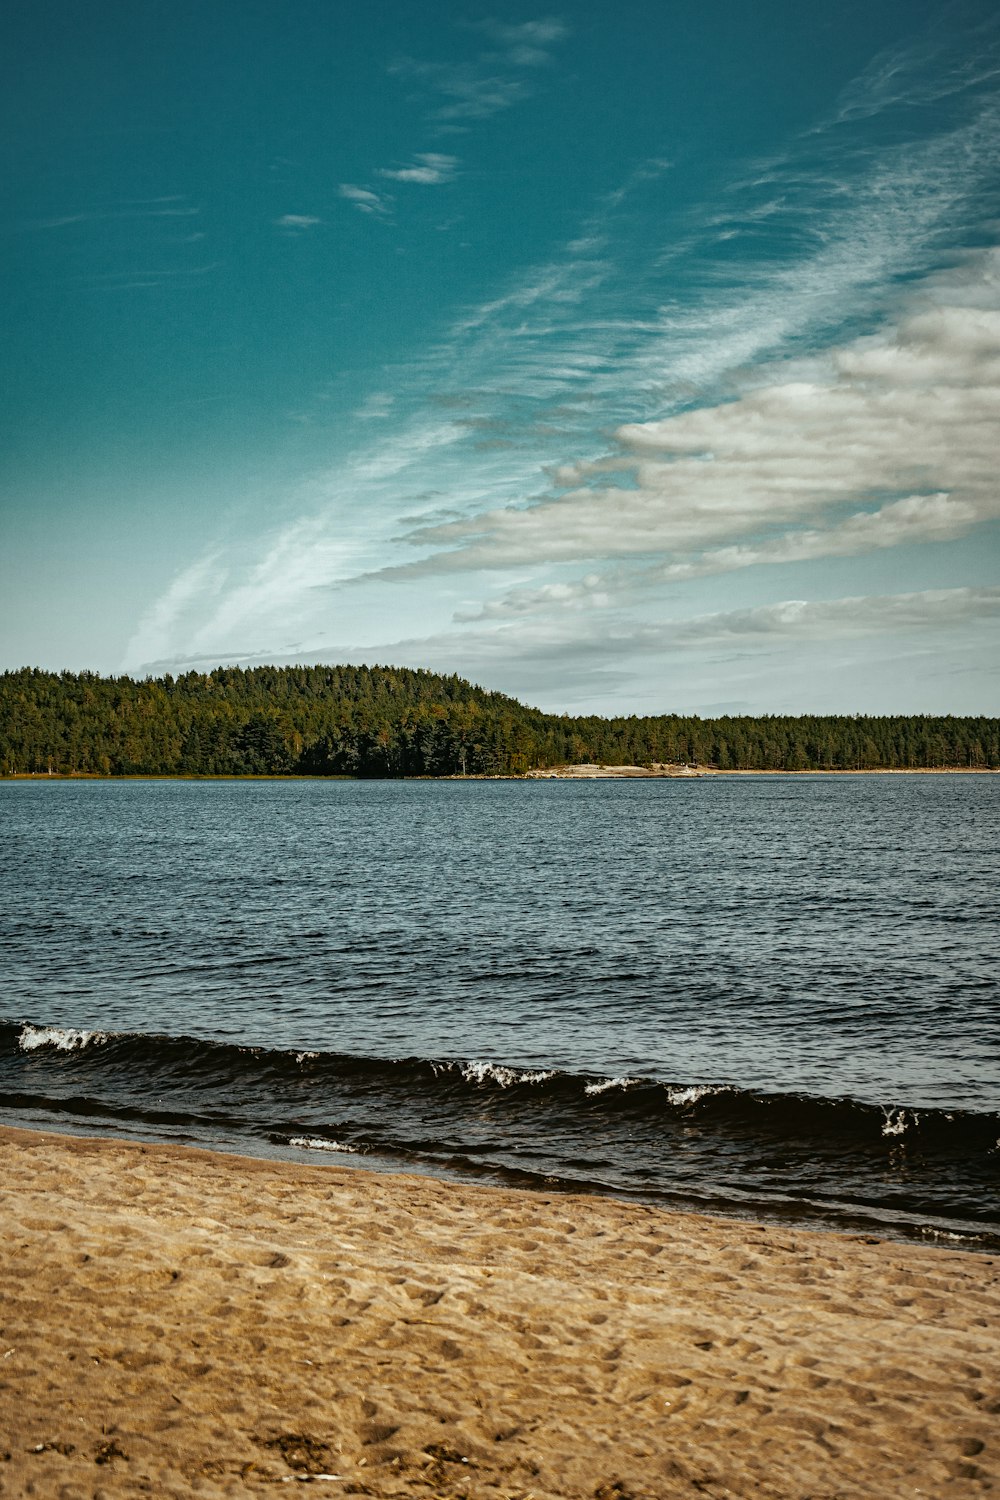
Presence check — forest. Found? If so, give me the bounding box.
[1,664,997,777]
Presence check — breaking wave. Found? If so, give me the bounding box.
[18,1024,108,1053]
[284,1136,358,1154]
[3,1018,993,1150]
[2,1018,997,1248]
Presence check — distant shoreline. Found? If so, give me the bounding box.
[3,765,997,782]
[5,666,996,779]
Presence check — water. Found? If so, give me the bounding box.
[1,776,997,1248]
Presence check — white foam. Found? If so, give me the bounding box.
[881,1107,912,1137]
[294,1051,319,1064]
[664,1085,719,1106]
[19,1024,107,1053]
[459,1061,555,1088]
[919,1226,984,1245]
[287,1136,357,1154]
[585,1076,639,1097]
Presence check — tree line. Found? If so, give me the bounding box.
[1,664,997,777]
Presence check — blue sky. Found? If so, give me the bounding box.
[2,0,999,713]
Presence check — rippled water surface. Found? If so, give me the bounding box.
[1,777,997,1245]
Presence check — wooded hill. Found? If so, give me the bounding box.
[1,665,997,776]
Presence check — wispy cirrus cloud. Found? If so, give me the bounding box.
[19,195,213,291]
[385,17,1000,460]
[339,19,567,230]
[83,261,221,283]
[274,213,322,230]
[384,267,1000,592]
[378,153,459,185]
[389,15,570,125]
[467,17,570,68]
[342,155,457,226]
[338,184,392,218]
[123,554,227,674]
[125,12,1000,714]
[388,56,527,123]
[354,392,396,421]
[123,414,474,674]
[825,9,1000,125]
[22,198,201,231]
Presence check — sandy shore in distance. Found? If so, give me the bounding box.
[1,1127,997,1499]
[524,764,998,778]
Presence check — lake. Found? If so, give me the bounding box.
[1,775,997,1247]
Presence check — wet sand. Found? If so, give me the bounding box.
[1,1125,997,1498]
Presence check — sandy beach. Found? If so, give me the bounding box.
[1,1127,997,1498]
[523,765,999,779]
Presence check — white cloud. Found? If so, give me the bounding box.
[338,184,392,218]
[389,58,528,122]
[401,268,1000,581]
[24,198,203,232]
[461,492,977,620]
[390,38,999,479]
[469,17,570,67]
[127,416,474,671]
[25,214,90,230]
[455,574,612,622]
[389,17,570,124]
[434,586,1000,710]
[354,392,396,421]
[657,492,977,580]
[122,555,226,675]
[270,586,1000,711]
[379,153,458,185]
[274,214,322,229]
[123,20,1000,712]
[668,587,1000,646]
[827,12,1000,126]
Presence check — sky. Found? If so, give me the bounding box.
[2,0,999,715]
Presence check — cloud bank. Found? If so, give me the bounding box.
[409,276,1000,610]
[122,13,1000,714]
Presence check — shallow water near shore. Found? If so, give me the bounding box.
[1,775,997,1246]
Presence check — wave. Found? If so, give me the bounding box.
[3,1019,997,1155]
[284,1136,358,1154]
[18,1024,109,1053]
[446,1060,558,1088]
